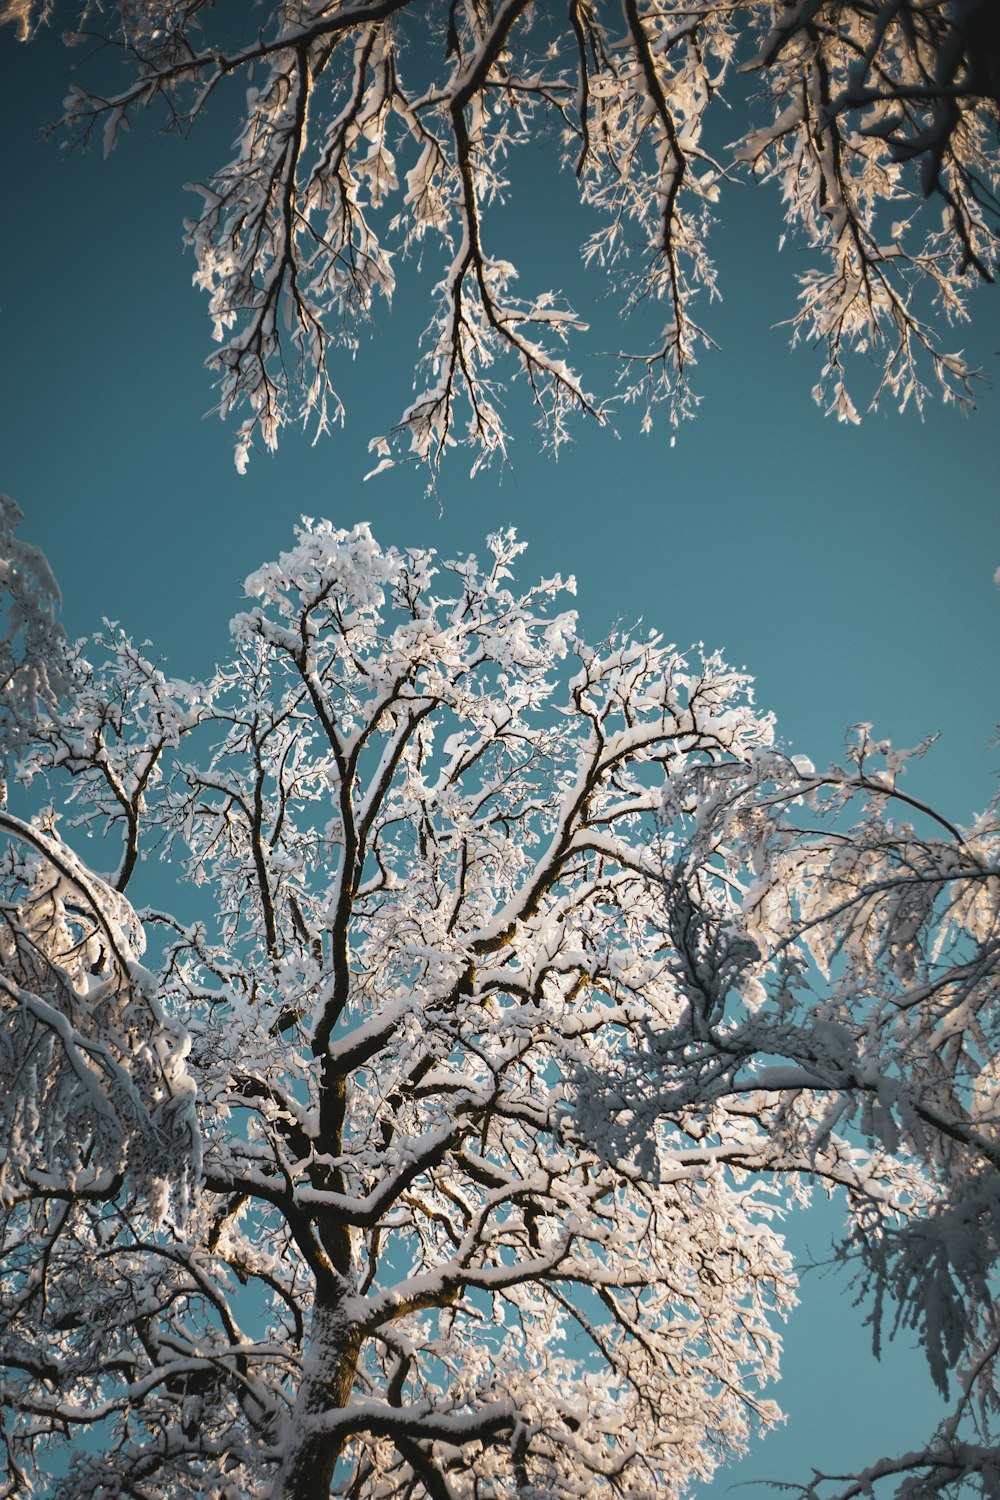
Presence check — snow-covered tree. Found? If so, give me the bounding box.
[0,514,926,1500]
[3,2,997,470]
[580,727,1000,1499]
[0,496,71,778]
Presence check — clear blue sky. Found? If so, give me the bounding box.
[2,17,998,1496]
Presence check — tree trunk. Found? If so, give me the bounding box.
[273,1289,362,1500]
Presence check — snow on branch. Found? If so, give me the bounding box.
[3,516,1000,1499]
[6,1,997,470]
[0,811,200,1224]
[577,724,1000,1500]
[0,516,794,1499]
[0,496,71,777]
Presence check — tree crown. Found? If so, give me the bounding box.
[4,1,997,472]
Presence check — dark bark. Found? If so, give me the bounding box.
[275,1288,362,1500]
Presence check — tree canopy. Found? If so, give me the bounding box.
[1,5,998,1496]
[579,725,1000,1499]
[3,0,998,471]
[3,521,794,1499]
[2,513,998,1499]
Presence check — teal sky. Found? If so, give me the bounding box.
[2,17,999,1495]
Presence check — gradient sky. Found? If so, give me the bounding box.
[2,15,999,1496]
